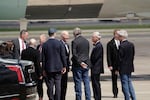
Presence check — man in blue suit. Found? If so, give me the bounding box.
[118,30,136,100]
[42,28,67,100]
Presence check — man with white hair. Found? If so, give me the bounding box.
[21,38,42,100]
[117,30,136,100]
[90,32,104,100]
[60,31,70,100]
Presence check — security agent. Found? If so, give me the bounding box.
[42,28,67,100]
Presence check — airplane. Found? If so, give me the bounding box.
[0,0,150,29]
[0,0,27,20]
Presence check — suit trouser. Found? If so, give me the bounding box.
[111,70,118,96]
[37,77,49,98]
[46,72,62,100]
[91,73,101,100]
[61,72,68,100]
[37,78,43,98]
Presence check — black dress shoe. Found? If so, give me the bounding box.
[113,95,118,98]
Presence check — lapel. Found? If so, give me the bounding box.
[61,40,70,55]
[65,43,70,55]
[17,38,20,51]
[92,41,99,52]
[112,38,119,50]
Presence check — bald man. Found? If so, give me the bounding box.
[60,31,70,100]
[21,38,42,100]
[90,32,104,100]
[12,29,29,59]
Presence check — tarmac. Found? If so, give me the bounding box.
[0,28,149,100]
[36,73,150,100]
[33,28,150,100]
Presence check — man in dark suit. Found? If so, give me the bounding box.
[42,28,67,100]
[90,32,104,100]
[71,27,91,100]
[12,29,29,59]
[118,30,136,100]
[21,38,43,93]
[107,29,120,98]
[60,31,70,100]
[37,34,47,100]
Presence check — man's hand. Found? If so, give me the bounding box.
[39,76,43,80]
[61,67,66,74]
[115,70,119,75]
[69,66,72,72]
[80,62,88,69]
[108,66,113,71]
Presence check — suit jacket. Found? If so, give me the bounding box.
[60,40,70,71]
[107,38,120,71]
[119,40,135,74]
[21,47,42,78]
[90,41,104,74]
[12,38,28,59]
[42,38,67,73]
[71,35,90,68]
[37,44,42,62]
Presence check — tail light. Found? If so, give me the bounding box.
[11,97,20,100]
[6,65,25,84]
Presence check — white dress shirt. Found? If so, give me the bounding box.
[115,39,120,50]
[19,38,26,54]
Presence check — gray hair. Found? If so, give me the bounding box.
[73,27,81,36]
[117,30,128,38]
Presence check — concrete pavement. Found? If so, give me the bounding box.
[34,29,150,100]
[36,72,150,100]
[0,28,149,100]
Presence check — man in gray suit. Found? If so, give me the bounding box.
[71,27,91,100]
[12,29,29,59]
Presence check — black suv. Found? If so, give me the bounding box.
[0,58,37,100]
